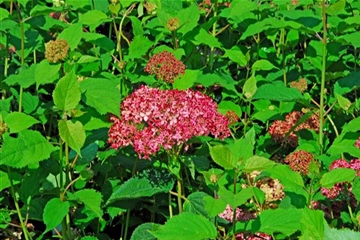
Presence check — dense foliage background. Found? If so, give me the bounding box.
[0,0,360,239]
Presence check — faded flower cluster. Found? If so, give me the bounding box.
[45,39,69,63]
[321,158,360,199]
[268,111,319,147]
[108,86,230,159]
[236,232,272,240]
[218,204,255,222]
[285,150,314,175]
[289,78,308,92]
[144,51,186,83]
[225,111,240,125]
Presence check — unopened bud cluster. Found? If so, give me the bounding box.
[45,39,69,63]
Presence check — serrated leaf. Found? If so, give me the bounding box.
[320,168,356,188]
[252,59,278,72]
[128,35,154,59]
[183,192,209,217]
[35,60,61,87]
[253,82,303,101]
[173,69,199,90]
[53,70,81,111]
[326,0,346,15]
[5,112,39,133]
[0,8,9,21]
[203,196,227,217]
[243,75,257,99]
[218,187,253,209]
[177,4,200,35]
[58,120,85,156]
[300,208,324,240]
[324,222,360,240]
[150,212,217,240]
[0,130,55,168]
[70,189,103,218]
[130,223,161,240]
[43,198,70,233]
[335,93,351,111]
[223,48,248,67]
[79,10,108,26]
[266,165,304,189]
[4,64,36,88]
[218,101,242,118]
[208,144,237,170]
[80,78,121,116]
[257,208,302,236]
[107,177,174,204]
[244,156,276,173]
[194,28,222,48]
[58,23,83,50]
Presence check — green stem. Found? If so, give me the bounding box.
[209,1,218,70]
[232,170,238,239]
[319,0,328,154]
[171,31,178,50]
[18,8,25,113]
[177,178,183,213]
[169,192,173,218]
[8,167,31,240]
[280,28,287,85]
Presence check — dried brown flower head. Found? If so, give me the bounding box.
[289,78,308,93]
[285,150,314,175]
[167,18,180,31]
[45,39,69,63]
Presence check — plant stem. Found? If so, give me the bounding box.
[319,0,328,154]
[169,192,173,218]
[209,1,218,70]
[232,170,238,239]
[177,178,183,213]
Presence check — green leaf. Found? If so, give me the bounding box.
[0,130,55,168]
[128,35,154,60]
[324,222,360,240]
[342,118,360,133]
[53,70,81,111]
[0,8,9,21]
[150,212,217,240]
[253,82,304,101]
[58,120,86,156]
[4,64,36,88]
[43,198,70,233]
[335,31,360,49]
[320,168,356,188]
[81,237,99,240]
[266,165,304,189]
[218,101,242,118]
[326,0,346,15]
[244,156,276,173]
[228,138,254,164]
[107,176,174,204]
[35,60,61,87]
[228,0,257,22]
[5,112,39,133]
[131,223,161,240]
[223,48,248,67]
[256,208,302,236]
[173,69,199,90]
[334,72,360,95]
[218,187,253,209]
[177,4,200,36]
[80,78,121,116]
[194,28,222,48]
[252,59,278,72]
[243,75,257,99]
[208,144,237,170]
[300,208,324,240]
[183,192,209,218]
[69,189,102,218]
[58,23,83,50]
[79,10,108,26]
[203,196,227,217]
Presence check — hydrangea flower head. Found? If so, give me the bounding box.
[108,86,230,159]
[285,150,314,175]
[144,51,186,83]
[45,39,69,63]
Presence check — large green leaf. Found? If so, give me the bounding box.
[58,120,86,156]
[69,189,103,218]
[79,10,108,27]
[4,64,37,88]
[209,144,237,170]
[173,69,199,90]
[0,130,55,168]
[128,35,154,60]
[5,112,39,133]
[35,60,61,87]
[324,222,360,240]
[256,208,302,236]
[300,208,324,240]
[193,28,222,48]
[177,4,200,35]
[334,72,360,95]
[217,101,242,118]
[58,22,83,50]
[43,198,70,233]
[80,78,121,116]
[183,192,209,218]
[150,212,217,240]
[252,59,278,72]
[253,81,303,101]
[244,156,276,173]
[53,70,81,111]
[243,75,257,99]
[131,223,161,240]
[218,187,253,210]
[223,48,248,67]
[320,168,356,188]
[266,165,304,189]
[107,172,174,204]
[203,196,227,217]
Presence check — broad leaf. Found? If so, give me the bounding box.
[69,189,103,218]
[128,36,154,60]
[173,69,199,90]
[53,70,81,111]
[131,223,161,240]
[243,75,257,99]
[252,59,278,72]
[58,22,83,50]
[5,112,39,133]
[266,165,304,189]
[35,60,61,87]
[150,212,217,240]
[4,64,37,88]
[203,196,227,217]
[58,120,86,156]
[253,82,303,101]
[183,192,209,218]
[0,130,55,168]
[218,187,253,209]
[209,144,237,170]
[320,168,356,188]
[244,156,276,173]
[300,208,324,240]
[43,198,70,233]
[324,222,360,240]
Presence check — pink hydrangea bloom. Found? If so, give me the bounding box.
[218,204,255,222]
[108,86,230,159]
[355,137,360,149]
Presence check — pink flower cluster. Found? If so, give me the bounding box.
[355,137,360,148]
[321,159,360,199]
[268,111,319,147]
[144,51,186,83]
[218,204,255,222]
[236,232,272,240]
[285,150,314,175]
[108,86,230,159]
